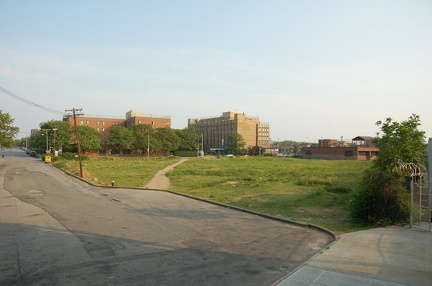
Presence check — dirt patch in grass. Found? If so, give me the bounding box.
[222,181,238,186]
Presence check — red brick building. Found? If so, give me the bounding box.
[63,110,171,154]
[302,136,379,160]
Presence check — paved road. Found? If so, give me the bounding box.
[0,149,333,285]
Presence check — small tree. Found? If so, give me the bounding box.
[0,110,19,148]
[351,114,426,226]
[293,144,299,155]
[130,124,154,154]
[154,127,180,154]
[40,120,72,152]
[226,133,246,155]
[373,114,426,173]
[248,146,261,156]
[108,126,134,154]
[175,128,200,151]
[76,125,102,153]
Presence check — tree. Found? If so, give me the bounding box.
[108,126,134,153]
[226,133,246,155]
[29,131,46,153]
[130,124,154,154]
[247,146,263,156]
[373,114,426,173]
[154,127,180,153]
[40,120,72,152]
[0,110,19,148]
[175,128,200,151]
[350,114,426,226]
[293,144,299,155]
[76,125,102,153]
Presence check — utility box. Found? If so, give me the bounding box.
[44,156,51,163]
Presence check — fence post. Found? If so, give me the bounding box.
[428,138,431,232]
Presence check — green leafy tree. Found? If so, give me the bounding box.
[15,138,25,148]
[226,133,246,155]
[247,146,263,156]
[108,126,134,153]
[29,131,46,153]
[0,110,19,148]
[130,124,154,154]
[293,144,299,155]
[76,125,102,153]
[175,128,200,151]
[351,114,426,226]
[40,120,72,152]
[373,114,426,173]
[154,127,180,153]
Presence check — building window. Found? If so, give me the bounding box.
[102,121,105,126]
[305,150,313,155]
[96,121,99,125]
[345,151,354,157]
[80,120,83,125]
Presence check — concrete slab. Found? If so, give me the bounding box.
[277,227,432,286]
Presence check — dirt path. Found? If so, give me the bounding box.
[144,158,189,190]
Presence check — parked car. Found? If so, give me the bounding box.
[30,151,36,157]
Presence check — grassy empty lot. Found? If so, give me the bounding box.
[168,157,371,233]
[57,155,371,233]
[56,156,183,187]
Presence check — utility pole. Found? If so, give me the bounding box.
[147,129,150,158]
[65,108,84,178]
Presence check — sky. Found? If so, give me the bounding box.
[1,0,431,143]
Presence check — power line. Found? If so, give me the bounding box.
[0,86,65,115]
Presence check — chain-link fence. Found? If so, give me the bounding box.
[410,176,431,232]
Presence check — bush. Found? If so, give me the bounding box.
[350,168,410,226]
[174,151,198,157]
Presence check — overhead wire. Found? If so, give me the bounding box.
[0,86,65,115]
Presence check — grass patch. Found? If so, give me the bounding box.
[55,156,182,187]
[168,157,371,233]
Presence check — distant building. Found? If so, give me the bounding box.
[63,110,171,154]
[301,136,379,160]
[188,111,270,153]
[318,139,338,147]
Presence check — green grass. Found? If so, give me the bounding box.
[57,156,182,187]
[56,155,372,233]
[168,156,371,233]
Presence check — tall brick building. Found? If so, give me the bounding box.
[188,111,270,153]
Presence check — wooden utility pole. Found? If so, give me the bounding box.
[65,108,84,177]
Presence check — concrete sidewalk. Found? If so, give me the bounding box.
[276,226,432,286]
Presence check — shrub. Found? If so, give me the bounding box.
[350,168,410,226]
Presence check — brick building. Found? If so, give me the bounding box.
[63,110,171,153]
[188,111,270,153]
[301,136,379,160]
